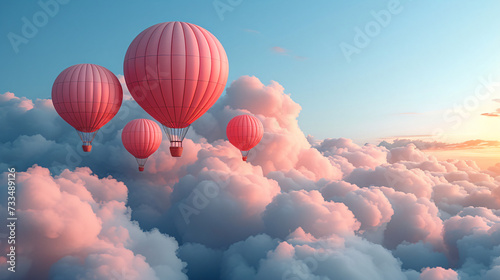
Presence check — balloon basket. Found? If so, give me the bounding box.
[240,150,250,161]
[82,145,92,152]
[170,146,183,157]
[138,166,144,172]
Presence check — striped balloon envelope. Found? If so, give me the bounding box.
[122,119,162,172]
[226,115,264,161]
[52,64,123,152]
[123,21,229,157]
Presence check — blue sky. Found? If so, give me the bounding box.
[2,0,500,143]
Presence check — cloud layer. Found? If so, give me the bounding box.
[1,76,500,279]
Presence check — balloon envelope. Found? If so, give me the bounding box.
[52,64,123,152]
[123,21,229,157]
[122,119,162,171]
[226,115,264,161]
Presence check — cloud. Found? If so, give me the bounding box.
[2,76,500,279]
[262,190,360,239]
[192,75,341,181]
[442,211,500,269]
[345,163,440,199]
[381,188,445,250]
[419,267,458,280]
[394,241,449,271]
[0,92,33,110]
[312,137,388,170]
[271,46,288,54]
[269,47,306,60]
[446,140,500,150]
[220,230,411,280]
[481,108,500,117]
[0,166,187,280]
[336,187,394,233]
[116,75,134,101]
[178,243,223,280]
[163,143,281,248]
[481,112,500,117]
[379,139,500,150]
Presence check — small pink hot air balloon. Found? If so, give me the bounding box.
[122,119,162,172]
[226,115,264,161]
[123,21,229,157]
[52,64,123,152]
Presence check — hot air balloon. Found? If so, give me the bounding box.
[123,21,229,157]
[226,115,264,161]
[122,119,162,172]
[52,64,123,152]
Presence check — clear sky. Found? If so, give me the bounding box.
[2,0,500,144]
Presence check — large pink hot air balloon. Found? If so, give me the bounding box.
[122,119,162,172]
[226,115,264,161]
[52,64,123,152]
[124,21,229,157]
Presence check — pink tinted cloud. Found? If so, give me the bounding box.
[1,91,34,110]
[443,214,491,266]
[271,46,288,54]
[166,140,281,248]
[193,76,343,180]
[381,138,500,150]
[482,112,500,117]
[3,77,500,279]
[263,190,360,238]
[380,187,445,250]
[312,137,388,170]
[0,165,187,280]
[481,108,500,117]
[420,267,458,280]
[340,187,394,231]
